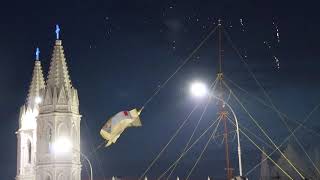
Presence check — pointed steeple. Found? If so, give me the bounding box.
[46,25,72,90]
[47,39,72,89]
[27,48,45,108]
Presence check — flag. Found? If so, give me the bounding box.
[100,108,142,147]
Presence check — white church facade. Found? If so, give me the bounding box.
[16,30,82,180]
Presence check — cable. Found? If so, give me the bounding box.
[223,29,320,176]
[226,116,294,180]
[157,117,221,180]
[167,78,219,179]
[225,76,320,138]
[246,102,320,176]
[222,28,306,179]
[88,141,105,157]
[139,77,218,179]
[225,115,273,150]
[226,73,320,164]
[185,117,222,180]
[224,76,270,108]
[222,80,305,179]
[140,24,220,111]
[138,102,201,180]
[83,117,107,180]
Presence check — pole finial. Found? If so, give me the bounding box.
[55,24,60,40]
[35,47,40,60]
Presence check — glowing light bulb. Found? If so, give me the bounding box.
[190,82,207,97]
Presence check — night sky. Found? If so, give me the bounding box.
[1,0,320,179]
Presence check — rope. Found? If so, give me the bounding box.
[138,102,201,180]
[88,141,105,157]
[226,116,294,180]
[222,28,306,179]
[157,117,221,180]
[140,24,220,112]
[83,117,107,180]
[225,114,273,150]
[185,117,222,180]
[166,78,219,180]
[246,102,320,176]
[224,77,270,108]
[139,77,218,179]
[225,76,320,138]
[223,30,319,175]
[222,80,305,179]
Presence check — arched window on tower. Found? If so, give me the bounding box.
[27,140,32,164]
[58,123,68,137]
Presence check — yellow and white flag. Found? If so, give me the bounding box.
[100,108,142,147]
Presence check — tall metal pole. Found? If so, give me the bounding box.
[218,19,222,73]
[222,110,232,179]
[215,19,243,178]
[217,18,233,180]
[212,95,243,177]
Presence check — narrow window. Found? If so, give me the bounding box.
[27,140,32,163]
[47,128,52,153]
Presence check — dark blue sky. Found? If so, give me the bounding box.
[1,0,320,179]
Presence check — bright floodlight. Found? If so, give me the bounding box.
[53,137,72,154]
[190,82,207,97]
[35,96,42,104]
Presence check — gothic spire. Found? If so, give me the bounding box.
[47,26,72,90]
[27,48,45,108]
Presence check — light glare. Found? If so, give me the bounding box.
[53,137,72,154]
[190,82,207,97]
[35,96,42,104]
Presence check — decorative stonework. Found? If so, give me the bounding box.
[36,39,81,180]
[17,39,81,180]
[47,40,72,90]
[16,60,45,180]
[27,60,45,109]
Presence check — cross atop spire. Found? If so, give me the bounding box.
[35,47,40,60]
[55,24,60,40]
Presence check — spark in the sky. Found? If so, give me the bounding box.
[172,40,176,50]
[264,41,272,49]
[240,18,245,32]
[273,21,280,43]
[273,56,280,70]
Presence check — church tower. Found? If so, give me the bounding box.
[16,48,45,180]
[35,27,81,180]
